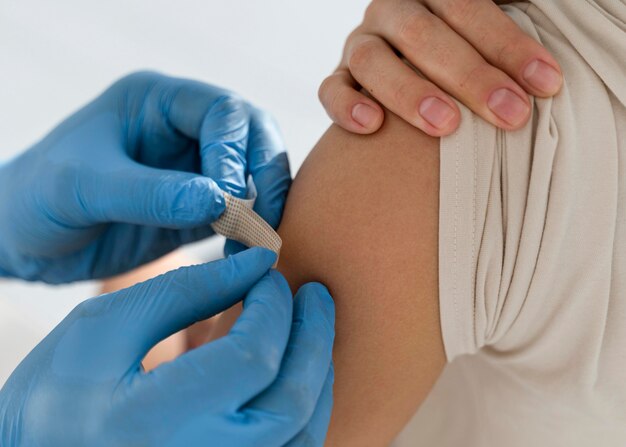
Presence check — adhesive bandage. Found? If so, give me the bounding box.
[211,193,282,265]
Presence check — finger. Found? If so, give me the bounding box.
[284,364,335,447]
[366,1,531,130]
[135,270,293,409]
[128,72,251,197]
[165,78,250,197]
[319,67,385,134]
[222,108,292,258]
[425,0,563,96]
[247,107,292,228]
[196,95,250,198]
[241,282,335,445]
[102,247,277,362]
[78,163,226,228]
[345,34,460,136]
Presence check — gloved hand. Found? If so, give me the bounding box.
[0,248,335,447]
[0,71,291,283]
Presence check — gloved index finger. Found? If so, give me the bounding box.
[132,270,294,413]
[104,247,277,362]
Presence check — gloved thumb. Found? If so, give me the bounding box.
[79,164,226,228]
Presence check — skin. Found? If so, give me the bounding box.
[101,3,549,439]
[320,0,563,136]
[277,109,445,445]
[110,108,445,445]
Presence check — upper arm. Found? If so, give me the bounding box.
[276,111,446,446]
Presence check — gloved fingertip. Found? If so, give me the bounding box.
[268,269,292,297]
[206,181,227,221]
[298,282,335,326]
[161,176,227,227]
[224,239,247,257]
[232,246,277,271]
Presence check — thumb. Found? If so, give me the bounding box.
[80,164,226,228]
[102,247,277,363]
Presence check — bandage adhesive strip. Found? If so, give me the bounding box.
[211,193,282,266]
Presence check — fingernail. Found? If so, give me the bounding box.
[419,97,456,129]
[487,88,530,127]
[352,103,378,128]
[523,59,562,94]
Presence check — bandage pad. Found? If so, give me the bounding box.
[211,194,282,265]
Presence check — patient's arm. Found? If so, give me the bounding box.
[277,110,446,445]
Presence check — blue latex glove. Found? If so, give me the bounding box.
[0,248,335,447]
[0,71,291,283]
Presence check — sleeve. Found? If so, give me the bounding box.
[437,7,621,365]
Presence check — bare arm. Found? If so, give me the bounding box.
[277,110,445,445]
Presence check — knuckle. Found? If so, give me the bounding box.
[457,63,493,90]
[348,38,379,72]
[71,300,90,319]
[43,163,93,220]
[392,79,420,110]
[109,70,162,93]
[250,105,278,129]
[343,27,364,53]
[210,92,247,115]
[398,8,437,49]
[364,0,398,24]
[438,0,479,26]
[104,72,164,124]
[363,0,381,23]
[319,72,354,122]
[120,70,160,84]
[494,36,526,67]
[70,297,100,319]
[317,75,335,105]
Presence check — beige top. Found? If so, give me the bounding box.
[396,1,626,445]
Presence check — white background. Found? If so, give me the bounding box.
[0,0,369,380]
